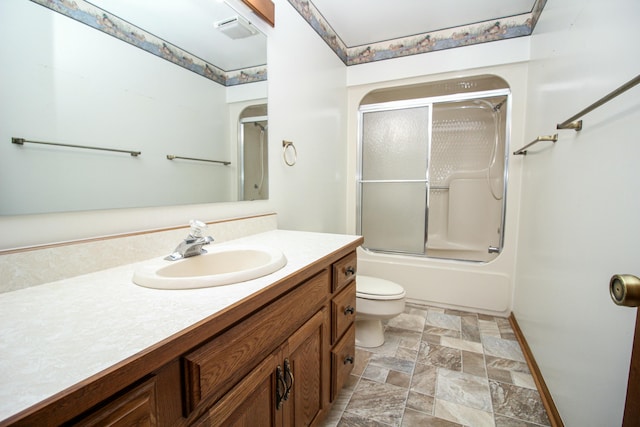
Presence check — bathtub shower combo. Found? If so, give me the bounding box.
[238,104,268,201]
[357,76,510,263]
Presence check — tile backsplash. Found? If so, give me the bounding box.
[0,213,277,293]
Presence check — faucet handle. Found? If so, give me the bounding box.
[189,219,208,238]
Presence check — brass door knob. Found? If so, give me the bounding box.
[610,274,640,307]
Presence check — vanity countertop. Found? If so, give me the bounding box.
[0,229,362,422]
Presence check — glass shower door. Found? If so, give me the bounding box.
[357,104,431,255]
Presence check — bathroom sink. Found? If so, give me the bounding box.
[132,244,287,290]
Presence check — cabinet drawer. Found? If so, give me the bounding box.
[331,324,355,402]
[332,252,357,293]
[332,281,356,344]
[72,376,157,426]
[182,269,330,415]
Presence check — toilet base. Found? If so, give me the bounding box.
[355,319,385,348]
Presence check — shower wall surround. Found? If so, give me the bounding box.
[346,64,529,316]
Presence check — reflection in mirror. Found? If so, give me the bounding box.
[0,0,267,216]
[239,105,269,201]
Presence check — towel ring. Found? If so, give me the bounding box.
[282,140,297,166]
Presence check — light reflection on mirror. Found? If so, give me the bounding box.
[0,0,267,216]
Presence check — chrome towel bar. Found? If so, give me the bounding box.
[12,137,141,156]
[166,155,230,165]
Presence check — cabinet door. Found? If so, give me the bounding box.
[283,308,330,427]
[194,352,282,427]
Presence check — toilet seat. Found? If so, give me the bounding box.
[356,275,406,301]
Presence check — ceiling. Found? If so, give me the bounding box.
[88,0,267,70]
[79,0,541,73]
[311,0,538,47]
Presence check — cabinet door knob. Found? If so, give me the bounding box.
[345,266,356,276]
[344,305,355,315]
[344,356,354,365]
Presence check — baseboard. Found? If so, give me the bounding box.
[509,313,564,427]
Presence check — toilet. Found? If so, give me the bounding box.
[355,275,406,348]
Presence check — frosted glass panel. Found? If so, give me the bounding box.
[358,82,510,262]
[361,107,429,180]
[361,182,426,254]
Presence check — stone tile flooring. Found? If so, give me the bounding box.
[322,304,551,427]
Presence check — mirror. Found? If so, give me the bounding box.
[0,0,267,216]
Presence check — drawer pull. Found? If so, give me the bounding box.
[343,305,355,315]
[283,359,294,401]
[345,266,356,276]
[344,356,354,365]
[276,365,286,409]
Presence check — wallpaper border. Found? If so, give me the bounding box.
[29,0,267,86]
[287,0,548,66]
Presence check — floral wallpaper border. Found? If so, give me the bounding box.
[287,0,548,66]
[29,0,267,86]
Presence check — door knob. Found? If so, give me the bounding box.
[610,274,640,307]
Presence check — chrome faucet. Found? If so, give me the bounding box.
[165,220,214,261]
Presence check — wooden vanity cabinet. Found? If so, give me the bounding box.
[182,251,358,426]
[329,253,357,402]
[5,244,362,427]
[185,272,331,427]
[196,307,330,427]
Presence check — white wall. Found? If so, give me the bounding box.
[514,0,640,425]
[267,0,348,233]
[0,0,347,250]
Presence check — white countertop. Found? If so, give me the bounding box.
[0,230,361,422]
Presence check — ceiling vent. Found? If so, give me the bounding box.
[215,15,258,39]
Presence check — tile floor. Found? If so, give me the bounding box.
[321,304,551,427]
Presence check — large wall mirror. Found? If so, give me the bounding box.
[0,0,267,216]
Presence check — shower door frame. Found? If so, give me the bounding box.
[356,88,511,260]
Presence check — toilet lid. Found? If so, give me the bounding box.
[356,275,406,300]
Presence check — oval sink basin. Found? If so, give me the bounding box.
[133,244,287,290]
